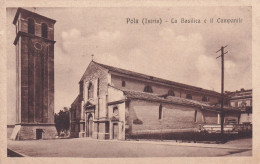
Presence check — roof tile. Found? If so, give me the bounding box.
[94,61,220,96]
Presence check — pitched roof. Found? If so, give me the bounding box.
[121,89,239,112]
[123,89,210,108]
[13,8,56,25]
[226,89,252,100]
[71,95,80,106]
[93,61,220,96]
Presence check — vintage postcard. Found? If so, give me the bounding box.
[0,1,259,164]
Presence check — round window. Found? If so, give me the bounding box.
[34,42,42,50]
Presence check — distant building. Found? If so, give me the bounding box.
[226,89,252,124]
[69,61,240,140]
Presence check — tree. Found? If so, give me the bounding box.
[54,107,70,136]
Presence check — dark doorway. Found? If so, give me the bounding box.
[36,129,43,140]
[113,123,118,139]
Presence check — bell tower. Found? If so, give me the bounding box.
[11,8,56,140]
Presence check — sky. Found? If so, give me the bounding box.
[6,7,252,124]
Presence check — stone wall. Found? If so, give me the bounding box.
[17,124,56,140]
[17,12,55,125]
[108,102,126,140]
[127,100,203,134]
[80,62,109,101]
[108,86,125,103]
[20,36,29,123]
[80,62,110,119]
[201,110,218,124]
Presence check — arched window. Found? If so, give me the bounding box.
[168,89,175,96]
[28,18,35,35]
[159,104,162,119]
[186,93,192,99]
[41,23,48,38]
[88,82,94,99]
[144,85,153,93]
[113,107,119,116]
[202,96,207,102]
[194,110,197,122]
[122,80,126,87]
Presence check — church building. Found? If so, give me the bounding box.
[70,61,241,140]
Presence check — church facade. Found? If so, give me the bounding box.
[70,61,240,140]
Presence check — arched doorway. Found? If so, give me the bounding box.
[87,114,93,137]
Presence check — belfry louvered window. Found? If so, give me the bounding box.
[41,23,48,38]
[28,18,35,35]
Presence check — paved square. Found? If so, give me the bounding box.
[7,138,252,157]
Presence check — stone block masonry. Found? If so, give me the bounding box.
[11,8,57,140]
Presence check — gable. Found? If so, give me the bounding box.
[79,61,108,82]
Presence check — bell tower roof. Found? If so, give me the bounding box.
[13,7,56,45]
[13,7,56,25]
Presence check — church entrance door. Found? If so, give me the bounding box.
[112,123,118,139]
[87,114,93,137]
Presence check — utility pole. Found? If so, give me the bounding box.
[216,45,228,142]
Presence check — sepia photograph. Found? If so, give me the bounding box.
[4,6,254,158]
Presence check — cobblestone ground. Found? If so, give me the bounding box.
[7,138,252,157]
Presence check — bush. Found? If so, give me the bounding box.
[55,108,70,136]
